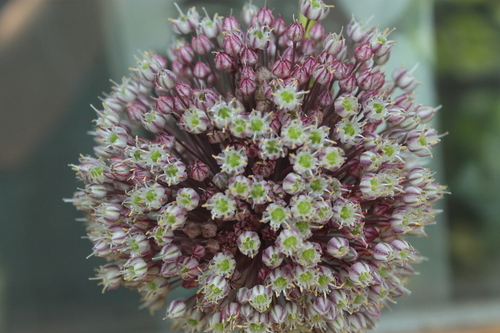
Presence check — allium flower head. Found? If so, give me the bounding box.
[67,1,447,332]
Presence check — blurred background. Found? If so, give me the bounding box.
[0,0,499,332]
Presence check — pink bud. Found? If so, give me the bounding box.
[188,160,210,182]
[155,69,177,93]
[286,21,305,42]
[272,16,286,36]
[191,34,213,55]
[222,15,240,32]
[309,23,325,43]
[126,100,148,122]
[223,32,243,56]
[175,44,195,65]
[155,95,175,115]
[214,52,236,72]
[239,77,257,95]
[193,61,212,79]
[354,42,373,62]
[256,6,274,26]
[271,58,292,79]
[339,75,357,92]
[240,47,259,66]
[313,65,333,85]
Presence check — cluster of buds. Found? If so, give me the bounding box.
[67,1,446,332]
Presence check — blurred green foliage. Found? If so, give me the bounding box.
[435,0,500,298]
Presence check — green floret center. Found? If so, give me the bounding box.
[295,221,309,233]
[373,103,384,114]
[302,248,316,261]
[265,140,280,154]
[271,208,286,221]
[288,126,302,139]
[251,118,264,132]
[251,184,265,198]
[280,90,294,103]
[234,182,248,194]
[299,271,313,282]
[384,145,395,157]
[343,123,355,136]
[297,201,312,215]
[109,133,119,143]
[342,98,354,110]
[145,190,157,202]
[217,259,230,272]
[275,276,287,288]
[215,198,230,212]
[309,131,322,145]
[309,179,322,192]
[227,153,242,168]
[340,206,352,219]
[218,107,231,119]
[298,154,313,168]
[150,150,161,162]
[91,167,103,178]
[283,236,297,248]
[166,165,179,177]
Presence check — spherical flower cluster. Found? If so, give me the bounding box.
[67,1,446,332]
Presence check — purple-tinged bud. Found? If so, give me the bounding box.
[354,42,373,62]
[240,47,259,66]
[222,15,240,32]
[348,262,373,287]
[199,14,222,38]
[247,26,272,50]
[157,244,182,263]
[175,43,195,65]
[339,75,357,93]
[239,77,257,96]
[392,65,419,91]
[272,16,286,36]
[193,61,211,80]
[270,304,287,324]
[256,6,274,26]
[313,65,334,85]
[191,34,213,56]
[188,160,210,182]
[281,47,299,64]
[357,69,385,91]
[286,21,305,43]
[242,2,259,27]
[125,100,147,122]
[262,246,284,269]
[309,23,325,43]
[141,110,166,133]
[169,5,199,35]
[271,58,292,79]
[323,33,345,56]
[302,56,318,75]
[406,127,440,157]
[223,32,243,56]
[166,300,187,319]
[415,104,440,124]
[327,236,350,258]
[155,69,177,93]
[123,257,148,281]
[299,39,316,55]
[346,17,373,43]
[290,66,309,85]
[373,242,395,261]
[214,52,236,72]
[155,95,175,115]
[237,231,261,258]
[317,89,334,108]
[300,0,331,21]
